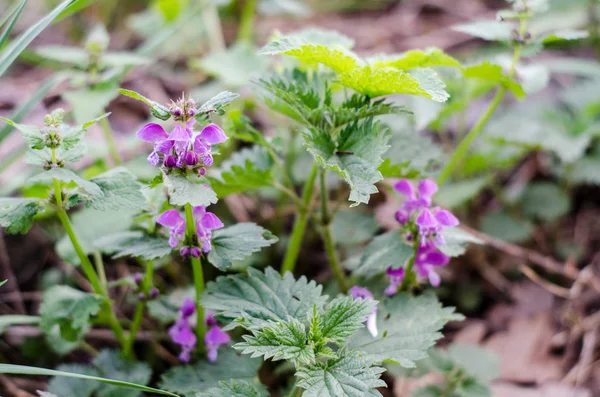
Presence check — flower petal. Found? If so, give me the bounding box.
[155,139,174,154]
[434,208,459,227]
[192,206,206,220]
[147,151,159,166]
[170,124,191,142]
[157,209,184,228]
[418,179,438,198]
[366,313,378,337]
[416,209,438,228]
[205,326,231,346]
[180,297,196,318]
[428,270,441,287]
[350,286,373,300]
[137,123,168,142]
[200,212,224,230]
[424,251,450,267]
[393,179,415,198]
[200,124,228,145]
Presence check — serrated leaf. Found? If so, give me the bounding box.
[319,296,375,345]
[462,62,525,98]
[160,350,261,397]
[88,167,145,211]
[333,96,410,128]
[196,380,269,397]
[0,197,44,234]
[349,293,463,367]
[198,91,240,115]
[118,89,171,120]
[370,48,461,70]
[30,168,103,200]
[207,146,274,197]
[0,117,45,149]
[452,20,512,41]
[94,231,171,260]
[339,66,449,102]
[48,364,99,397]
[296,352,386,397]
[304,119,390,206]
[203,267,327,330]
[235,317,314,365]
[353,230,413,277]
[207,223,278,271]
[520,182,570,222]
[40,286,102,346]
[164,174,218,207]
[93,350,152,397]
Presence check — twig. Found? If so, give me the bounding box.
[519,265,570,298]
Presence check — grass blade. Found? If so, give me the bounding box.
[0,0,28,48]
[0,364,180,397]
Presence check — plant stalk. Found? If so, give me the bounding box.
[184,203,206,353]
[237,0,257,43]
[99,117,123,166]
[281,164,319,275]
[123,260,154,358]
[399,241,420,292]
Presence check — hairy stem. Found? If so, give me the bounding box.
[123,260,154,358]
[281,164,319,275]
[437,16,528,186]
[237,0,257,43]
[184,203,206,353]
[319,170,349,293]
[99,117,123,166]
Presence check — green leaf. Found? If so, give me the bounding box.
[39,285,102,345]
[0,315,40,335]
[371,48,461,70]
[197,42,268,87]
[0,0,80,77]
[331,210,378,246]
[159,349,262,397]
[235,317,314,365]
[102,52,151,68]
[520,182,570,222]
[30,168,103,200]
[35,45,89,67]
[352,230,413,277]
[198,91,240,115]
[446,344,499,382]
[452,20,512,41]
[479,210,532,243]
[207,223,278,271]
[203,267,327,330]
[462,62,525,99]
[197,380,269,397]
[318,296,375,345]
[304,119,391,206]
[435,177,489,209]
[541,29,589,44]
[63,85,118,126]
[339,67,449,102]
[0,279,5,287]
[332,96,410,128]
[568,155,600,185]
[118,89,171,121]
[0,364,177,396]
[0,117,45,149]
[207,146,274,197]
[88,167,145,211]
[94,231,172,260]
[349,293,463,367]
[48,364,99,397]
[164,174,218,207]
[93,350,152,397]
[0,197,44,234]
[438,228,483,258]
[0,0,27,48]
[296,352,386,397]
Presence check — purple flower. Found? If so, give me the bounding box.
[204,313,230,363]
[415,207,459,246]
[350,286,378,338]
[384,267,405,296]
[414,241,450,287]
[394,179,437,216]
[156,206,224,253]
[169,297,197,363]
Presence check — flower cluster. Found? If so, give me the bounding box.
[350,286,378,338]
[168,298,230,362]
[157,206,223,255]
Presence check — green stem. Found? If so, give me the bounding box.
[123,260,154,359]
[99,117,123,166]
[436,16,528,186]
[184,203,206,353]
[286,384,303,397]
[319,170,349,293]
[237,0,257,43]
[53,179,126,347]
[202,0,225,52]
[93,251,107,287]
[281,164,319,275]
[399,241,419,292]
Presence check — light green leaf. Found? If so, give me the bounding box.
[0,0,79,77]
[0,117,45,149]
[93,350,152,397]
[319,296,375,345]
[462,62,525,98]
[63,85,118,126]
[235,317,314,365]
[0,280,5,287]
[118,89,171,121]
[88,167,145,211]
[568,155,600,185]
[203,267,327,330]
[541,29,589,44]
[296,352,386,397]
[438,228,483,258]
[520,182,570,222]
[197,42,268,87]
[102,52,151,67]
[160,349,262,397]
[208,223,278,271]
[349,293,463,367]
[48,364,99,397]
[0,197,44,234]
[35,45,89,66]
[94,231,172,260]
[331,210,378,246]
[447,344,499,382]
[370,48,461,70]
[39,285,102,346]
[339,66,449,102]
[435,177,489,209]
[207,146,274,197]
[0,364,177,396]
[198,91,240,115]
[304,119,391,206]
[353,230,413,277]
[30,168,103,200]
[164,174,218,207]
[0,0,27,48]
[0,315,40,335]
[479,210,532,243]
[452,20,512,41]
[196,380,269,397]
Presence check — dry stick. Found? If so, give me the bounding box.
[0,231,25,313]
[519,265,570,298]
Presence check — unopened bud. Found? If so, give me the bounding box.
[172,107,183,118]
[190,247,201,258]
[198,167,207,176]
[187,108,198,118]
[149,287,159,299]
[133,273,143,285]
[180,246,190,257]
[395,210,409,225]
[184,151,199,166]
[164,155,177,168]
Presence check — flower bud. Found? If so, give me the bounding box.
[184,151,199,166]
[190,247,201,258]
[180,246,190,257]
[133,273,143,285]
[149,287,159,299]
[395,209,409,225]
[172,107,183,118]
[138,292,146,301]
[164,155,177,168]
[187,108,198,118]
[198,167,206,176]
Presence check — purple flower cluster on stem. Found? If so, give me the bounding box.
[156,206,223,255]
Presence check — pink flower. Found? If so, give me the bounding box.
[156,206,224,253]
[414,241,450,287]
[168,298,197,363]
[384,267,405,296]
[204,313,230,363]
[350,286,378,338]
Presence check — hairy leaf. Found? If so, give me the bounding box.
[198,91,240,116]
[48,364,99,397]
[94,231,172,260]
[89,167,145,211]
[438,228,483,258]
[118,89,171,120]
[353,230,413,277]
[164,174,218,207]
[462,62,524,98]
[541,29,589,45]
[0,197,44,234]
[0,117,45,149]
[197,380,269,397]
[318,296,375,345]
[208,223,278,271]
[203,267,327,330]
[30,168,103,200]
[93,350,152,397]
[371,48,461,70]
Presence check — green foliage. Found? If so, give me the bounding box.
[0,197,44,234]
[435,177,490,209]
[296,352,386,397]
[520,182,570,222]
[349,293,463,367]
[93,350,152,397]
[163,174,218,207]
[48,364,99,397]
[207,223,279,271]
[197,91,240,117]
[195,42,268,87]
[196,380,269,397]
[438,228,483,258]
[88,167,145,211]
[452,20,512,42]
[0,0,27,48]
[30,168,103,200]
[159,350,262,397]
[331,210,379,246]
[35,46,149,69]
[63,85,119,126]
[370,48,461,70]
[462,62,524,98]
[317,296,375,345]
[352,230,413,277]
[118,89,171,120]
[94,231,172,260]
